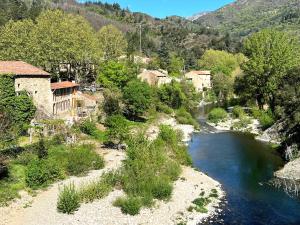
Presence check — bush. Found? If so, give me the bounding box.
[113,196,142,215]
[251,108,275,130]
[15,152,37,165]
[208,108,227,123]
[25,159,64,189]
[156,103,173,114]
[151,178,173,200]
[66,145,104,176]
[79,120,97,136]
[105,115,129,145]
[175,107,199,129]
[232,106,245,118]
[57,183,80,214]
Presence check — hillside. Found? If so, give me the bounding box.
[196,0,300,37]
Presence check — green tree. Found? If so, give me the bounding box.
[240,29,300,111]
[102,87,123,116]
[158,41,170,70]
[0,10,101,81]
[123,80,153,118]
[97,25,127,61]
[105,115,129,147]
[198,50,244,76]
[97,61,136,88]
[168,55,184,77]
[212,72,234,101]
[158,81,185,109]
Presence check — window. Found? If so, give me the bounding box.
[18,84,20,88]
[35,91,37,94]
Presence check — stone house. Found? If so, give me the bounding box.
[0,61,80,118]
[184,70,212,92]
[138,69,172,87]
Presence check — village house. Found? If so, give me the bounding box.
[0,61,81,118]
[184,70,212,92]
[138,69,173,86]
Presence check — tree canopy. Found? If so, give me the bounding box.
[238,29,300,110]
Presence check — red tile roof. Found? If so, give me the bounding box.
[51,81,79,90]
[0,61,50,76]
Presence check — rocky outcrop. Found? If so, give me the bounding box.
[255,121,284,144]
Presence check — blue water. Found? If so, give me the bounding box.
[189,131,300,225]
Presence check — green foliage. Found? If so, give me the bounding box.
[238,29,300,111]
[79,120,97,136]
[105,115,129,145]
[15,152,38,166]
[98,60,136,88]
[25,159,64,189]
[123,80,153,117]
[66,145,104,176]
[232,106,246,119]
[102,87,123,116]
[168,55,184,77]
[0,75,36,135]
[79,171,119,203]
[156,103,173,114]
[251,108,275,130]
[113,196,142,215]
[208,108,228,123]
[0,10,101,80]
[151,178,173,200]
[198,50,245,76]
[175,108,199,129]
[97,25,127,61]
[57,183,80,214]
[0,164,26,206]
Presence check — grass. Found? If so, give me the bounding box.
[208,108,228,123]
[175,107,199,129]
[188,189,219,214]
[57,183,80,214]
[113,196,142,215]
[0,142,105,205]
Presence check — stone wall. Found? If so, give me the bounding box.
[14,76,53,115]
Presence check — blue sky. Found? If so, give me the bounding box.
[78,0,235,18]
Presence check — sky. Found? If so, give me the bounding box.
[78,0,235,18]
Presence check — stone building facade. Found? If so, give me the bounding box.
[138,69,172,87]
[0,61,79,118]
[184,70,212,92]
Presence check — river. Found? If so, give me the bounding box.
[188,111,300,225]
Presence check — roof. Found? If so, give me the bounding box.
[0,61,50,76]
[51,81,79,90]
[186,70,211,76]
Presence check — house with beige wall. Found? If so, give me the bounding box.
[184,70,212,92]
[138,69,172,87]
[0,61,80,118]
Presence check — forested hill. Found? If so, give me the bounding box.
[196,0,300,38]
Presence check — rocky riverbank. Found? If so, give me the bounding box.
[0,116,224,225]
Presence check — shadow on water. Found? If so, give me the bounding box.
[189,104,300,225]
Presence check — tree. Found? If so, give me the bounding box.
[97,25,127,60]
[0,74,36,133]
[198,50,244,76]
[158,81,186,109]
[212,72,234,102]
[0,10,101,81]
[105,115,129,147]
[123,80,153,118]
[240,29,300,111]
[168,55,184,77]
[97,61,136,88]
[158,41,170,70]
[102,88,123,116]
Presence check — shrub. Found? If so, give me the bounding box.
[25,159,64,189]
[66,145,104,176]
[156,103,173,114]
[151,178,173,200]
[232,106,245,118]
[251,108,275,130]
[208,108,227,123]
[175,107,199,129]
[15,152,37,165]
[79,120,97,136]
[57,183,80,214]
[113,196,142,215]
[79,180,112,203]
[105,115,129,146]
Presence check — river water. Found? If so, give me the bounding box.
[188,112,300,225]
